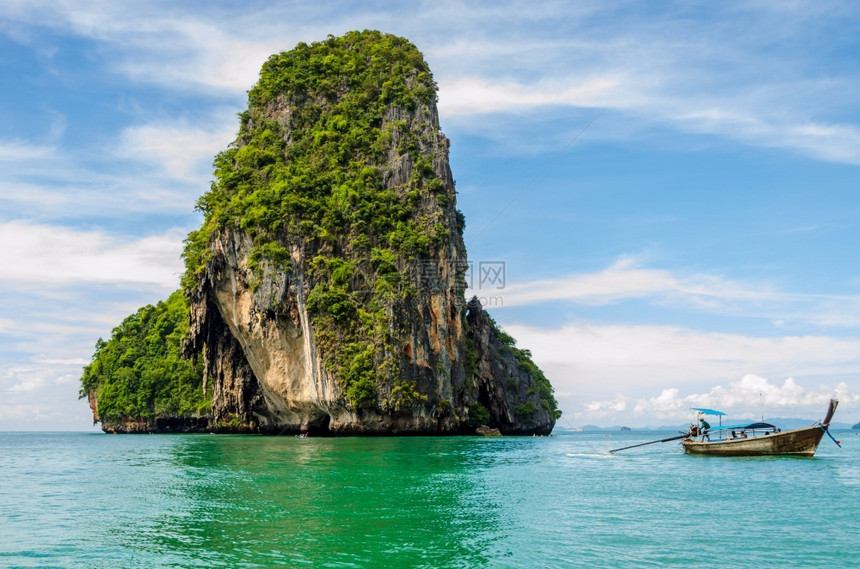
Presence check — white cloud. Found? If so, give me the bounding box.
[570,374,857,428]
[0,403,52,424]
[670,104,860,164]
[0,127,221,220]
[506,322,860,385]
[438,72,860,164]
[428,5,860,164]
[54,373,81,385]
[0,221,184,289]
[117,118,238,181]
[500,319,860,426]
[0,282,178,431]
[0,399,96,431]
[2,365,50,393]
[489,257,860,328]
[498,256,769,307]
[33,356,89,366]
[112,20,278,93]
[0,353,101,431]
[4,1,858,164]
[9,376,46,393]
[438,76,619,116]
[0,141,55,162]
[0,1,286,93]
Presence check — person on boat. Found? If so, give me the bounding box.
[738,430,747,439]
[729,430,737,440]
[698,417,711,441]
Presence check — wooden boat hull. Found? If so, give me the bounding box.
[681,425,826,457]
[682,398,837,457]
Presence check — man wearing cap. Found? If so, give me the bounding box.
[699,417,711,441]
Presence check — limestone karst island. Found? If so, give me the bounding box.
[79,31,560,436]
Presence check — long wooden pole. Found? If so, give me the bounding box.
[609,434,687,454]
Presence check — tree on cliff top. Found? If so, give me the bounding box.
[182,30,444,286]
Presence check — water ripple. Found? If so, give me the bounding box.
[1,431,857,567]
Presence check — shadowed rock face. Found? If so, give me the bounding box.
[182,31,558,435]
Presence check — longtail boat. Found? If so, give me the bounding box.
[680,399,839,457]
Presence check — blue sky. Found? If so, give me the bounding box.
[2,1,859,430]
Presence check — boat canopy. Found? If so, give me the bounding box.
[691,407,725,416]
[715,422,777,431]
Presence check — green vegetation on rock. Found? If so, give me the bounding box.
[79,291,209,425]
[183,31,457,408]
[468,403,492,427]
[495,321,562,421]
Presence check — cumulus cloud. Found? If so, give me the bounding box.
[0,221,184,289]
[572,374,857,427]
[0,403,53,425]
[500,319,860,427]
[2,365,52,394]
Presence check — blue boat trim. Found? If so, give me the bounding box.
[691,407,726,416]
[819,422,842,448]
[716,422,777,431]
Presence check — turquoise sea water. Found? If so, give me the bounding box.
[1,431,857,568]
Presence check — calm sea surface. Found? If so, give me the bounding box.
[1,431,857,568]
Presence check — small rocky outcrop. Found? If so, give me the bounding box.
[465,298,557,435]
[80,291,211,434]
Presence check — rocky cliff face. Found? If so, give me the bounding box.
[182,31,558,435]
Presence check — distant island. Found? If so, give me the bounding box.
[79,30,560,436]
[853,422,860,429]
